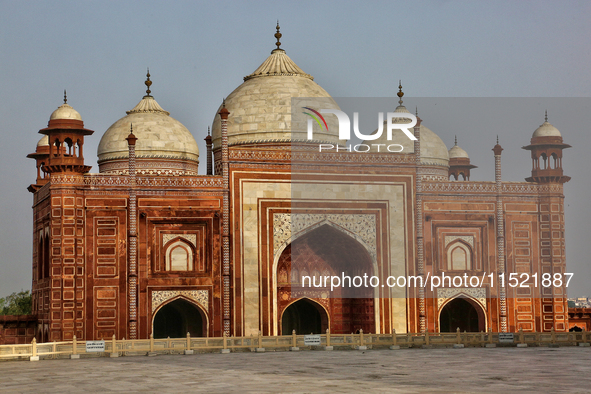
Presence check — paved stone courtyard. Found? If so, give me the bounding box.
[0,347,589,393]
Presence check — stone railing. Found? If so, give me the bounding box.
[0,328,587,362]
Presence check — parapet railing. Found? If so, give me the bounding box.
[0,327,588,362]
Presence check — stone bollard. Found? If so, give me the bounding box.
[486,327,496,348]
[146,333,157,356]
[453,327,464,349]
[390,329,400,350]
[110,335,119,358]
[255,331,265,353]
[517,327,527,348]
[422,330,432,349]
[325,328,333,351]
[70,335,80,359]
[184,332,194,355]
[580,329,590,347]
[221,332,230,354]
[357,329,367,351]
[290,330,300,351]
[29,338,39,361]
[548,327,559,348]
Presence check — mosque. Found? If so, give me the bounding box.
[26,26,570,342]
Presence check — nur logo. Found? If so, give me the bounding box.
[303,108,418,142]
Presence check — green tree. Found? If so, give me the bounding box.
[0,290,32,315]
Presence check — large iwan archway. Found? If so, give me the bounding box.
[153,298,206,338]
[439,297,485,332]
[277,223,375,334]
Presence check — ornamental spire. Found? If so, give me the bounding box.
[63,89,67,104]
[145,68,152,97]
[275,21,282,49]
[545,110,548,122]
[397,80,404,105]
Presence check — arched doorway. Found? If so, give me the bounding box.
[281,298,328,335]
[439,298,485,332]
[277,223,376,334]
[153,298,206,339]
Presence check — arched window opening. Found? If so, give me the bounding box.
[43,234,50,278]
[38,236,44,281]
[446,240,472,271]
[541,153,548,170]
[53,139,61,157]
[165,239,194,271]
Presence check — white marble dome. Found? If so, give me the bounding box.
[532,120,561,138]
[211,48,341,148]
[97,94,199,175]
[37,135,49,147]
[362,105,449,167]
[50,103,82,121]
[448,143,469,159]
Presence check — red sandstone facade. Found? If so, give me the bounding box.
[25,35,571,342]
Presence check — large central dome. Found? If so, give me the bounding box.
[211,28,341,148]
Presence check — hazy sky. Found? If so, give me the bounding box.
[1,1,590,297]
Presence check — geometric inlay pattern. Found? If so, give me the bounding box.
[445,235,474,248]
[162,234,197,247]
[273,213,376,261]
[437,287,486,310]
[151,290,208,314]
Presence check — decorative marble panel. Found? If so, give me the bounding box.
[445,235,474,248]
[437,287,486,310]
[151,290,208,314]
[162,234,196,247]
[273,213,376,261]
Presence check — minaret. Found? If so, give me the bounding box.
[30,93,94,342]
[493,137,507,332]
[522,111,571,184]
[126,125,138,340]
[412,93,426,333]
[523,112,570,331]
[219,100,231,336]
[205,127,213,176]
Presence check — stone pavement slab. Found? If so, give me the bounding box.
[0,347,590,393]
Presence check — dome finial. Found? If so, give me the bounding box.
[454,135,457,146]
[145,68,152,97]
[274,21,282,49]
[63,89,67,104]
[397,80,404,105]
[545,110,548,122]
[208,126,210,136]
[415,106,418,116]
[497,135,499,144]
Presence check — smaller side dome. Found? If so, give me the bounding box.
[448,138,469,159]
[37,135,49,147]
[532,112,561,138]
[532,121,561,138]
[50,103,82,121]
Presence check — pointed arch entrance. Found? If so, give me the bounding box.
[281,298,328,335]
[153,298,206,338]
[276,223,376,335]
[439,297,485,332]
